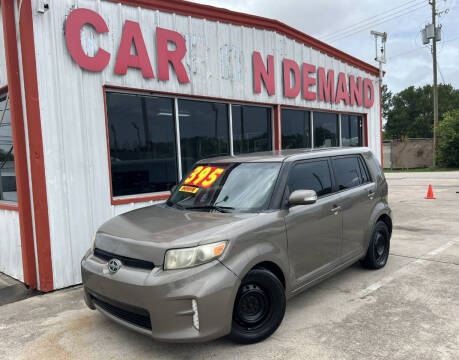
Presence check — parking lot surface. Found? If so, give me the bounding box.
[1,172,458,360]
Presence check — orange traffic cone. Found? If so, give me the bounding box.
[425,184,436,199]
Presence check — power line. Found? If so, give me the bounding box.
[326,3,428,43]
[437,60,446,83]
[388,35,459,59]
[326,5,427,43]
[318,0,422,41]
[388,45,428,59]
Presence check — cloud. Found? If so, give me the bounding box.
[191,0,459,93]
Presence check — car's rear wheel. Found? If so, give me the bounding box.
[229,268,285,344]
[362,221,390,269]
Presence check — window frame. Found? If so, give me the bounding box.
[103,87,274,205]
[0,86,18,209]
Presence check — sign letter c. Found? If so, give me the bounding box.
[65,8,111,72]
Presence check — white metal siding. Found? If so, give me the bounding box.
[31,0,381,288]
[0,209,24,281]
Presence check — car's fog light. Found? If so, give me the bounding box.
[192,299,199,330]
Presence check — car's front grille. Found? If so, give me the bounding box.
[91,294,152,330]
[94,248,155,270]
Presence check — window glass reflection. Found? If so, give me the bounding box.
[106,92,177,196]
[178,99,229,175]
[281,109,311,149]
[0,93,17,202]
[232,105,272,154]
[313,112,339,148]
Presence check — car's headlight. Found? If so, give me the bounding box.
[164,241,227,270]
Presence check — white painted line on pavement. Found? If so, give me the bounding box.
[359,239,458,298]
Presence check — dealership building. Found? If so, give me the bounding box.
[0,0,383,291]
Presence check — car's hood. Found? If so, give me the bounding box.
[95,204,258,266]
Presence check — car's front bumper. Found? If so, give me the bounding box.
[81,250,240,342]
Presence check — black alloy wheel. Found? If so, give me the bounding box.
[229,268,286,344]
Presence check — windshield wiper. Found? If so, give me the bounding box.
[183,205,235,213]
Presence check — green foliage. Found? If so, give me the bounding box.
[384,84,459,140]
[437,110,459,167]
[381,84,392,119]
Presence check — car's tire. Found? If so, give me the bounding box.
[361,221,390,269]
[229,268,286,344]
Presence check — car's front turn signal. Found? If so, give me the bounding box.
[164,241,227,270]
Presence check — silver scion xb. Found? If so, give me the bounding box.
[81,147,392,344]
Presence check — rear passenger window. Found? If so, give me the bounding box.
[288,161,333,197]
[332,156,362,190]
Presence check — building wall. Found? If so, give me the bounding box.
[0,4,24,281]
[383,139,433,169]
[31,0,381,288]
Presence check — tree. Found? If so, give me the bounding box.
[384,84,459,140]
[381,84,392,119]
[437,110,459,167]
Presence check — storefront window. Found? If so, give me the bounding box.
[281,109,311,149]
[105,90,367,199]
[0,92,17,203]
[106,92,177,197]
[232,105,272,154]
[178,99,229,175]
[341,114,363,147]
[313,112,339,148]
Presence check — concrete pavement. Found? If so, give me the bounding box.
[0,171,458,359]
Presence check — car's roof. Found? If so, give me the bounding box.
[198,147,372,164]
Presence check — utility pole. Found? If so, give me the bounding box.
[423,1,442,166]
[432,0,438,167]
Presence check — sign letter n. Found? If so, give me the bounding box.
[253,52,275,95]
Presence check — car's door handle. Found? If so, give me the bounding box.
[331,205,342,214]
[368,191,375,200]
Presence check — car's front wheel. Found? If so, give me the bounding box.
[229,268,286,344]
[361,221,390,269]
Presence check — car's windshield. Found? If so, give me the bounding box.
[167,162,282,212]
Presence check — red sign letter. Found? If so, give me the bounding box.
[302,63,316,101]
[253,52,275,95]
[335,72,350,105]
[64,8,110,72]
[363,78,374,108]
[318,68,335,103]
[156,27,189,83]
[283,59,301,98]
[349,75,363,107]
[114,21,154,78]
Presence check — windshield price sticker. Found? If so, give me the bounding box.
[179,185,200,194]
[183,166,225,188]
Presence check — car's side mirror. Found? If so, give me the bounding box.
[288,190,317,206]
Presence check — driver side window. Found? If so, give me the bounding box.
[288,160,333,197]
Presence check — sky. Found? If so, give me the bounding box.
[191,0,459,94]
